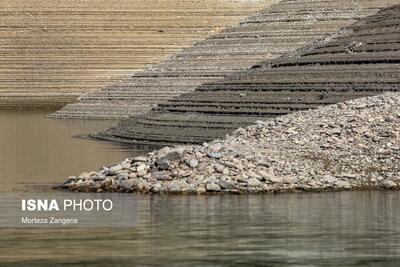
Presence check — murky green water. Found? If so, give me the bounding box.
[0,111,399,266]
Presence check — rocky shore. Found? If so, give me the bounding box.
[61,93,400,194]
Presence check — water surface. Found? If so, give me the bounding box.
[0,192,399,266]
[0,110,151,192]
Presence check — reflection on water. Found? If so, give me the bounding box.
[0,192,399,266]
[0,110,153,192]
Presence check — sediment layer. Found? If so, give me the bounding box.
[0,0,268,108]
[61,93,400,194]
[50,0,397,119]
[97,4,400,144]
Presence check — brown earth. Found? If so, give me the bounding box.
[95,4,400,144]
[0,0,269,108]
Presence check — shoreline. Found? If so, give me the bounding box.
[60,93,400,195]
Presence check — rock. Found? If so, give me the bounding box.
[132,156,147,162]
[136,164,147,177]
[128,172,137,179]
[178,170,192,178]
[206,182,221,192]
[258,170,270,179]
[64,176,77,185]
[79,172,91,179]
[222,168,230,175]
[266,175,282,184]
[118,180,134,192]
[167,181,182,193]
[108,165,123,175]
[177,180,190,192]
[157,158,170,170]
[157,146,186,161]
[222,161,237,169]
[116,172,129,180]
[197,162,209,170]
[209,143,223,152]
[219,179,237,190]
[322,175,338,184]
[297,184,312,191]
[208,152,222,159]
[197,186,206,194]
[134,179,149,192]
[257,160,270,167]
[150,183,162,193]
[334,180,351,189]
[247,178,261,187]
[186,159,199,168]
[340,173,358,179]
[214,164,225,173]
[136,164,146,172]
[152,172,173,181]
[355,103,367,109]
[326,128,342,136]
[121,162,131,169]
[248,171,262,181]
[283,176,297,184]
[381,179,396,189]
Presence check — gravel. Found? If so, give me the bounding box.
[61,93,400,194]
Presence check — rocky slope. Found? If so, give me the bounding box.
[96,4,400,144]
[50,0,397,118]
[61,93,400,194]
[0,0,268,108]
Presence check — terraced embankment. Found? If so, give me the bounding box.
[96,4,400,144]
[50,0,398,119]
[0,0,268,108]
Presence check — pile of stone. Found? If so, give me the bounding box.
[61,93,400,194]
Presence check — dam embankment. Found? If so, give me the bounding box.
[0,0,269,108]
[95,4,400,145]
[50,0,398,119]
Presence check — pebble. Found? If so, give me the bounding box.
[62,93,400,194]
[323,175,338,184]
[381,179,396,189]
[187,159,199,168]
[108,165,122,175]
[247,178,261,187]
[214,164,225,173]
[206,183,221,192]
[157,158,170,170]
[157,147,186,161]
[208,152,222,159]
[219,179,237,190]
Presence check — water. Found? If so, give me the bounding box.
[0,111,399,266]
[0,110,152,192]
[0,192,399,266]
